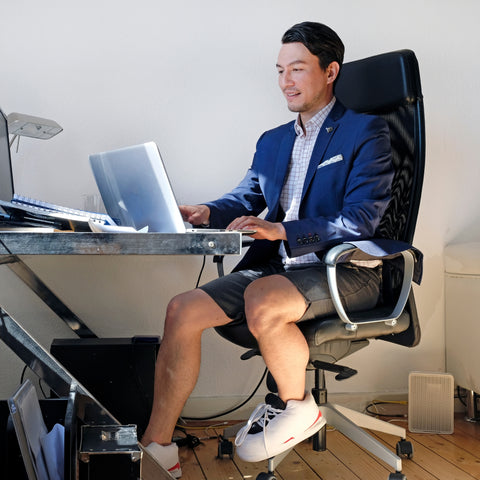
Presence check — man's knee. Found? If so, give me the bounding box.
[244,275,303,337]
[164,288,231,336]
[164,290,201,334]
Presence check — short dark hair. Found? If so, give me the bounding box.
[282,22,345,71]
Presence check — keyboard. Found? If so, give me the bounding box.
[0,195,114,231]
[11,194,111,223]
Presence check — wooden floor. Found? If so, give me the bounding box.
[176,414,480,480]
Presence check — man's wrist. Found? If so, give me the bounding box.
[277,222,287,241]
[199,204,211,226]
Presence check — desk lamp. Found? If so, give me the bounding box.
[7,112,63,148]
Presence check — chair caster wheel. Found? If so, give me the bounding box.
[396,439,413,459]
[388,473,406,480]
[217,436,234,459]
[256,473,277,480]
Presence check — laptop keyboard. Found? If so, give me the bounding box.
[11,194,111,223]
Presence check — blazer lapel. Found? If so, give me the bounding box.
[302,102,345,198]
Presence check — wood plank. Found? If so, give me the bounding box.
[192,433,244,480]
[321,429,390,480]
[408,431,480,479]
[368,430,448,480]
[216,425,277,480]
[294,438,361,480]
[453,413,480,439]
[439,430,480,458]
[179,444,205,480]
[173,415,480,480]
[233,455,280,479]
[371,424,479,480]
[181,423,273,480]
[275,448,322,480]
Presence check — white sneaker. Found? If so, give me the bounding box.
[144,442,182,478]
[235,392,325,462]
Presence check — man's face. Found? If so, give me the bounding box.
[276,42,337,123]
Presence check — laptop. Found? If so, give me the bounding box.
[0,107,112,230]
[89,142,255,234]
[89,142,187,233]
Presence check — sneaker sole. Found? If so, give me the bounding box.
[168,463,182,479]
[237,413,326,462]
[281,413,326,449]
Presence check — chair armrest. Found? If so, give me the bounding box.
[324,242,416,332]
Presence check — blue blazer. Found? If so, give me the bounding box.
[204,101,394,271]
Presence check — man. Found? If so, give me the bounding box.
[141,21,393,478]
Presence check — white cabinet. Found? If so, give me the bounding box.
[445,243,480,394]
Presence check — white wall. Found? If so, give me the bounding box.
[1,0,479,416]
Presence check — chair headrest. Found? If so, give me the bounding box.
[335,49,422,113]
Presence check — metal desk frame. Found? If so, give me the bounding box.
[1,231,241,338]
[0,231,242,477]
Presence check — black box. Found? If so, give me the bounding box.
[79,424,141,480]
[1,396,73,479]
[50,336,160,437]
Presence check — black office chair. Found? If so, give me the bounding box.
[215,49,425,480]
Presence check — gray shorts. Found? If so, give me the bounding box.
[199,257,382,325]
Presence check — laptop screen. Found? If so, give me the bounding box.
[0,109,14,202]
[90,142,187,233]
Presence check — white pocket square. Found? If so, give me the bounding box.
[318,154,344,169]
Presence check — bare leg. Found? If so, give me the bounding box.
[141,288,231,446]
[244,275,309,403]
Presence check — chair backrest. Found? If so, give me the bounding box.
[334,50,425,348]
[335,50,425,245]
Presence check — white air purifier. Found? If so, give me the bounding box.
[408,372,454,434]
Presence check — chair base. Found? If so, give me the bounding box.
[226,366,410,479]
[260,401,408,479]
[319,402,405,472]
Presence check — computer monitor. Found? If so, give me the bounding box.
[0,108,14,202]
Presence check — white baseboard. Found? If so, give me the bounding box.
[180,390,469,424]
[180,391,409,421]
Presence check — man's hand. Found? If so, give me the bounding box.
[179,205,211,226]
[227,216,287,241]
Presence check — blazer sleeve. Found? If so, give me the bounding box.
[201,133,271,228]
[201,169,267,229]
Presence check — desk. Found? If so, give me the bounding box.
[0,230,242,256]
[1,231,241,336]
[0,231,242,479]
[0,230,242,385]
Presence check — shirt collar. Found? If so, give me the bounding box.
[294,97,336,136]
